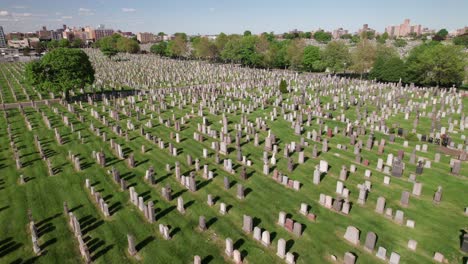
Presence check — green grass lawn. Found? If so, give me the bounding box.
[0,62,467,264]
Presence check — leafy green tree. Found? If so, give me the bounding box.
[192,37,218,60]
[215,33,229,55]
[243,30,252,37]
[168,34,188,58]
[150,42,168,56]
[302,45,322,72]
[393,38,407,47]
[369,46,406,82]
[321,41,351,73]
[340,34,352,40]
[99,36,118,58]
[453,34,468,47]
[313,31,332,43]
[376,32,389,44]
[286,38,306,69]
[279,79,288,93]
[71,38,84,48]
[435,29,449,40]
[47,40,59,50]
[351,39,377,76]
[25,48,95,99]
[58,38,70,48]
[116,38,140,53]
[406,42,466,86]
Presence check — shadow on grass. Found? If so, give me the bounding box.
[136,236,155,251]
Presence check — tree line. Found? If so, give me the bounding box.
[149,32,467,87]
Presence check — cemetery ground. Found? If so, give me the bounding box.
[0,54,467,264]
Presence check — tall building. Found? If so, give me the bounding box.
[0,26,7,48]
[358,24,376,36]
[332,28,349,39]
[94,28,114,41]
[137,32,155,43]
[37,26,52,40]
[385,19,422,38]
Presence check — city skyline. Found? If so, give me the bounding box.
[0,0,467,35]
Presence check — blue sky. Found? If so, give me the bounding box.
[0,0,466,34]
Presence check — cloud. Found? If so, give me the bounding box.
[209,7,215,12]
[11,5,27,9]
[61,16,73,19]
[13,13,32,17]
[78,8,94,16]
[0,10,10,16]
[122,8,136,12]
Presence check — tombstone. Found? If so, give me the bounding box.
[364,232,377,252]
[194,255,201,264]
[219,202,227,215]
[389,252,400,264]
[391,158,404,177]
[224,177,230,189]
[376,246,387,260]
[375,196,386,214]
[243,215,253,233]
[412,182,422,196]
[299,203,308,215]
[199,216,206,231]
[433,186,442,203]
[407,239,417,251]
[451,160,461,175]
[343,252,356,264]
[276,238,286,259]
[400,191,410,207]
[293,222,302,236]
[253,226,261,241]
[237,184,245,200]
[415,161,423,174]
[343,226,360,245]
[433,252,444,263]
[394,210,404,224]
[285,252,295,264]
[127,234,137,256]
[225,238,233,257]
[278,211,286,226]
[461,234,468,253]
[233,250,242,264]
[177,197,185,214]
[261,230,271,246]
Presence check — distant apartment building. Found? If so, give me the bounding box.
[37,26,52,40]
[137,32,155,43]
[385,19,422,38]
[51,30,63,40]
[358,24,376,36]
[454,26,468,36]
[7,32,24,40]
[84,27,96,41]
[94,28,114,41]
[332,28,349,39]
[7,39,29,49]
[0,26,7,48]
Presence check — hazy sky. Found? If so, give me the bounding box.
[0,0,467,34]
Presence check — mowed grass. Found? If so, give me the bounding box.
[0,62,467,264]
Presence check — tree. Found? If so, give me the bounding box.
[376,32,388,44]
[167,34,188,58]
[215,33,229,56]
[393,38,407,47]
[116,38,140,53]
[406,42,466,87]
[350,39,377,76]
[286,38,306,70]
[279,79,288,93]
[369,46,406,82]
[302,45,322,72]
[71,38,84,48]
[193,37,218,60]
[313,31,332,43]
[453,34,468,47]
[58,38,70,48]
[31,41,46,54]
[150,42,168,56]
[435,29,449,40]
[321,41,351,73]
[243,30,252,37]
[25,48,95,99]
[47,40,59,50]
